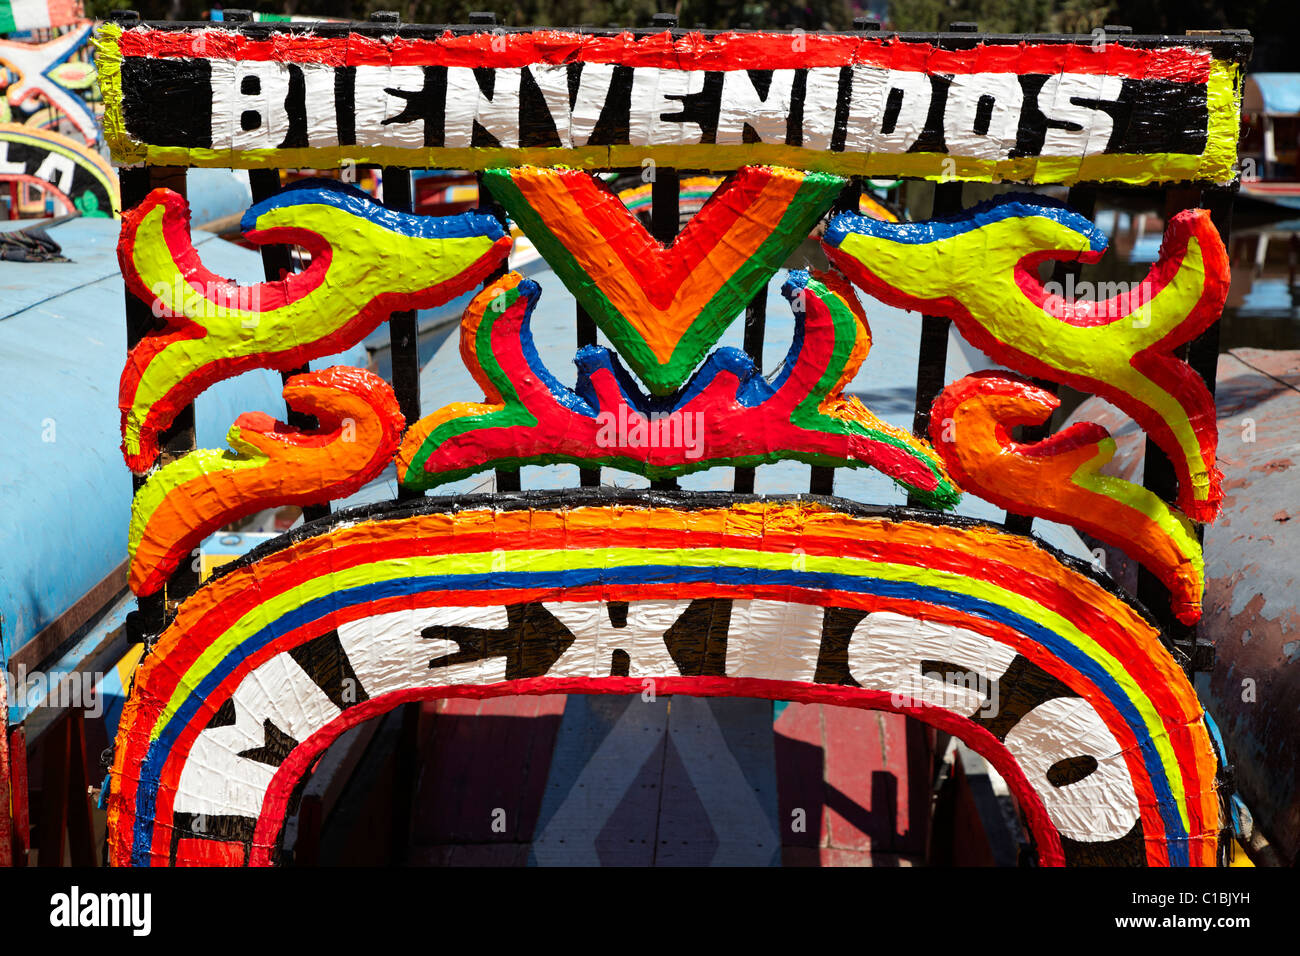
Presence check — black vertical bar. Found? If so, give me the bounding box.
[1199,184,1235,859]
[1136,187,1204,662]
[577,303,600,487]
[732,289,766,494]
[651,166,680,245]
[388,698,420,864]
[384,166,426,501]
[119,165,166,640]
[649,164,680,492]
[1192,187,1233,403]
[1003,185,1097,535]
[119,170,155,426]
[734,157,772,495]
[248,167,331,522]
[809,178,863,498]
[120,166,200,623]
[371,9,422,865]
[151,166,202,614]
[475,170,520,493]
[1185,183,1233,674]
[1154,184,1231,674]
[908,181,963,508]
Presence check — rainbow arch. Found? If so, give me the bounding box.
[108,493,1219,867]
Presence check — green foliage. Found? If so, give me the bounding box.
[82,0,133,18]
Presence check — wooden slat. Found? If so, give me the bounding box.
[0,674,9,867]
[412,695,565,850]
[774,702,933,863]
[9,728,29,866]
[8,560,126,674]
[35,712,93,866]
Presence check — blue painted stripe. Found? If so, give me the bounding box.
[511,279,599,419]
[823,193,1107,255]
[131,564,1186,864]
[239,177,507,241]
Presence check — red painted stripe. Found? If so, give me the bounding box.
[117,29,1214,82]
[174,836,247,866]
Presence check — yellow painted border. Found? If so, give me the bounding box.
[93,22,142,166]
[95,19,1244,187]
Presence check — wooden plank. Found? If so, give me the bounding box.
[821,705,889,852]
[0,671,9,867]
[65,711,94,866]
[773,701,826,851]
[37,715,68,866]
[413,694,565,848]
[530,695,668,865]
[656,697,780,865]
[930,747,997,865]
[7,559,126,674]
[774,703,933,863]
[9,728,29,866]
[899,715,936,857]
